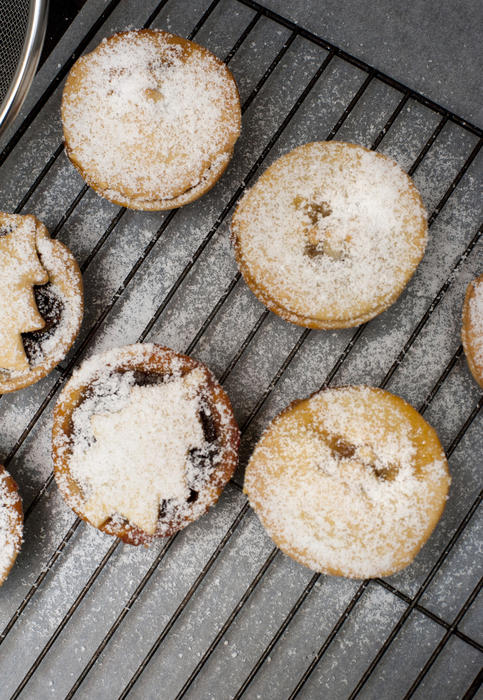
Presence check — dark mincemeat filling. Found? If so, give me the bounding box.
[22,283,64,364]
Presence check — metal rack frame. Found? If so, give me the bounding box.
[0,0,481,697]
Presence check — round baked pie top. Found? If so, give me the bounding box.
[244,386,450,578]
[61,29,241,210]
[52,344,240,544]
[231,141,428,329]
[0,213,83,393]
[0,465,23,586]
[462,273,483,388]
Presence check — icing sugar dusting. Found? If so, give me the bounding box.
[62,30,241,206]
[0,215,48,371]
[468,277,483,366]
[54,344,238,540]
[0,469,22,583]
[232,142,427,326]
[69,371,205,534]
[245,386,450,578]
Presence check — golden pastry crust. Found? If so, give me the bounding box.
[462,274,483,388]
[232,141,428,329]
[244,386,450,578]
[0,465,23,586]
[52,344,240,544]
[61,29,241,211]
[0,213,83,393]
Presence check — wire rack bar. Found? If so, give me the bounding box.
[235,504,482,700]
[64,533,178,699]
[0,518,82,643]
[10,538,121,699]
[117,502,251,699]
[13,142,65,214]
[47,47,385,700]
[403,576,483,698]
[178,502,482,700]
[347,497,483,697]
[407,116,448,177]
[179,345,483,700]
[175,547,280,700]
[419,344,465,415]
[288,582,370,700]
[463,668,483,699]
[375,578,482,653]
[22,42,370,697]
[289,492,482,699]
[236,0,483,139]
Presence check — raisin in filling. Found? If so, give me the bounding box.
[22,283,64,364]
[132,369,165,386]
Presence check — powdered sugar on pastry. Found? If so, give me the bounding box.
[0,467,23,584]
[62,30,241,210]
[468,282,483,365]
[0,214,48,371]
[462,273,483,387]
[244,386,450,579]
[0,213,83,393]
[232,141,428,329]
[69,372,205,534]
[53,344,240,543]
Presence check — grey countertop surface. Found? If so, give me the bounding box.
[258,0,483,126]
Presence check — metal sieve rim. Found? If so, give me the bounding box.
[0,0,49,136]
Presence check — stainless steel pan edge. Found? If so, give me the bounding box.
[0,0,49,135]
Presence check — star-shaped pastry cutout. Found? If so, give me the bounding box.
[71,375,205,534]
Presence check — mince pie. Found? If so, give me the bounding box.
[52,344,240,544]
[244,385,450,578]
[231,141,428,329]
[61,29,241,210]
[0,213,83,393]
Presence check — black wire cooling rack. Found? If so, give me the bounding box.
[0,0,481,698]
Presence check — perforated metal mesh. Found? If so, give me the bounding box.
[0,0,30,102]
